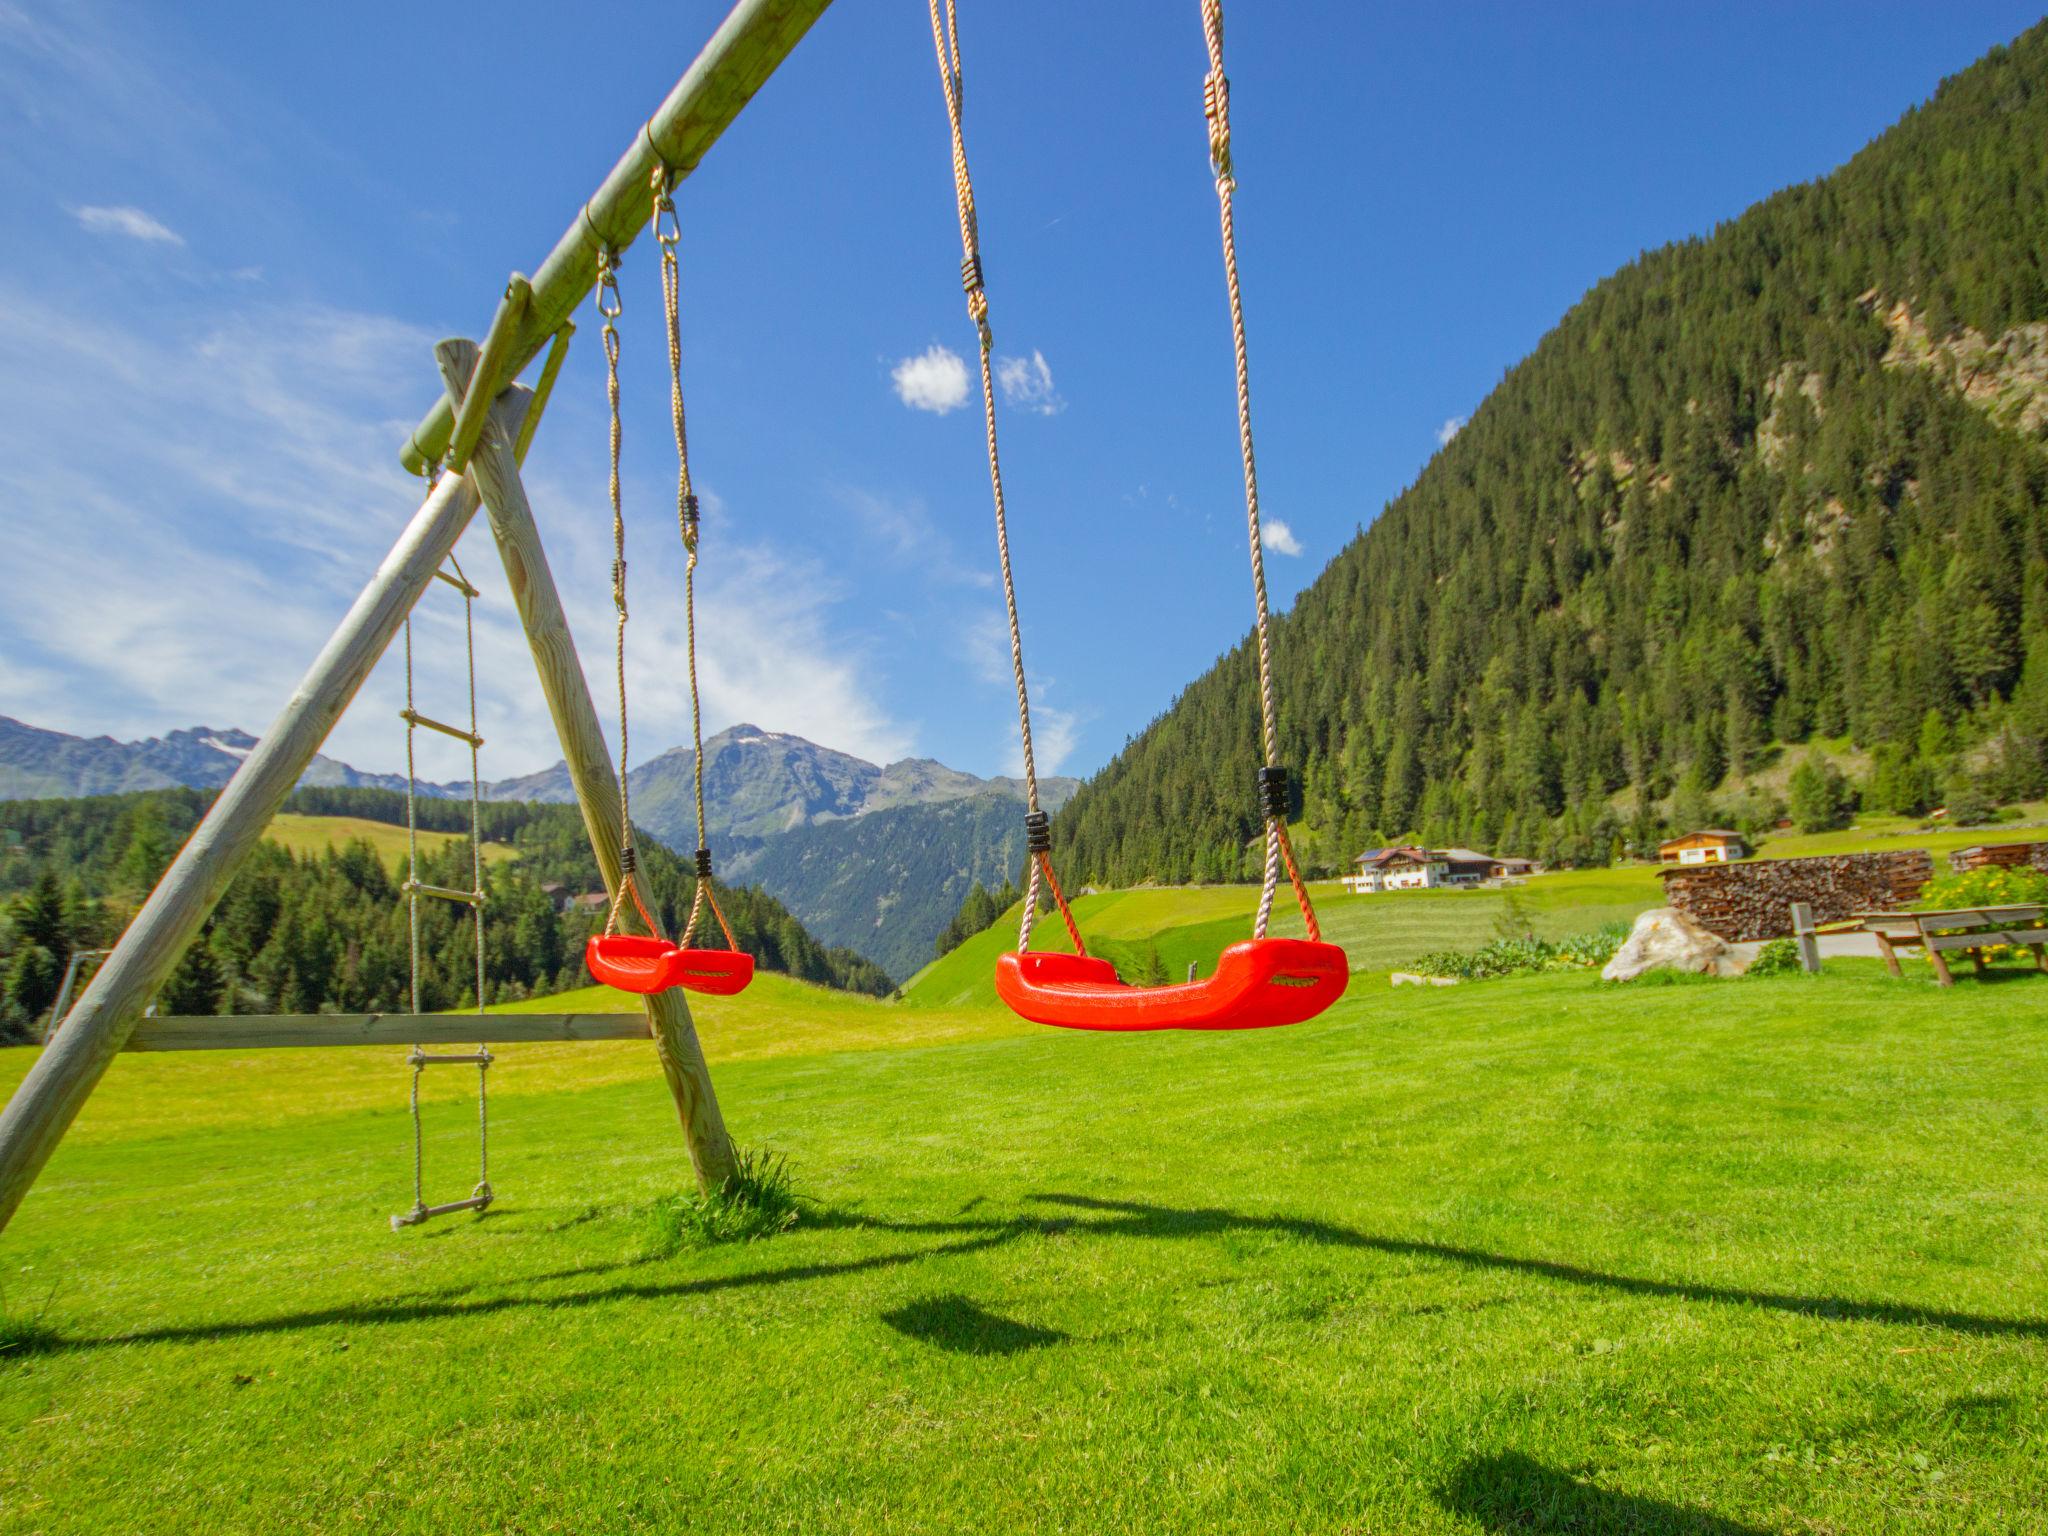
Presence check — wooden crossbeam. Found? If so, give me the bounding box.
[400,0,834,475]
[127,1014,647,1052]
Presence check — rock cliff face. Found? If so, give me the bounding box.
[1876,296,2048,436]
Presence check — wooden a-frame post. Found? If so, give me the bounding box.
[0,0,837,1237]
[439,338,734,1188]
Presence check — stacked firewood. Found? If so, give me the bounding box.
[1659,851,1934,942]
[1949,841,2048,874]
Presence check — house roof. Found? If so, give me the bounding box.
[1436,847,1495,864]
[1659,829,1745,847]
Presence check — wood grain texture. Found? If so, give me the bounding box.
[438,339,738,1192]
[128,1014,648,1051]
[401,0,833,474]
[0,430,516,1237]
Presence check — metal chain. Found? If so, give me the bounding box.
[1200,0,1319,944]
[925,0,1082,957]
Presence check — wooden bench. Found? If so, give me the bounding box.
[1849,905,2048,988]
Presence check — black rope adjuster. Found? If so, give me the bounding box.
[695,847,713,878]
[620,846,637,874]
[1256,765,1290,820]
[681,493,700,530]
[961,254,984,294]
[1024,810,1051,853]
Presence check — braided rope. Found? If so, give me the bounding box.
[1200,0,1319,945]
[651,168,734,953]
[401,591,424,1216]
[927,0,1082,957]
[453,551,492,1198]
[594,253,658,942]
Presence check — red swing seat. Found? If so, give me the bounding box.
[585,934,755,997]
[995,937,1348,1032]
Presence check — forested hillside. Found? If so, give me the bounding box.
[1058,24,2048,884]
[0,788,890,1037]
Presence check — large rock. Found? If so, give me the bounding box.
[1601,908,1745,982]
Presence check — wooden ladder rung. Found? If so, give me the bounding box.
[399,708,483,748]
[409,1050,493,1067]
[404,880,484,907]
[432,567,481,598]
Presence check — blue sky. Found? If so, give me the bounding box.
[1,1,2040,783]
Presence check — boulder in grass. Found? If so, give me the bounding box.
[1601,907,1746,982]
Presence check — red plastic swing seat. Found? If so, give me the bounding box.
[994,938,1349,1032]
[585,934,755,997]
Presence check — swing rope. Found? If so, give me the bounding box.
[596,250,660,943]
[926,0,1085,959]
[1199,0,1319,944]
[653,165,737,954]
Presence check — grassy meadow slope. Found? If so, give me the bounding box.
[2,962,2044,1532]
[263,812,521,874]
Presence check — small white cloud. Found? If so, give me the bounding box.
[996,349,1064,416]
[73,204,184,245]
[892,344,970,414]
[1436,415,1467,447]
[1263,517,1304,558]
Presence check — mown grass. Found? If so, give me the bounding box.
[265,813,520,874]
[2,961,2043,1532]
[1755,815,2047,861]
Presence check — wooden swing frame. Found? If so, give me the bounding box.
[0,0,836,1241]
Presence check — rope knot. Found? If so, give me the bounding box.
[1024,809,1051,854]
[1256,764,1290,821]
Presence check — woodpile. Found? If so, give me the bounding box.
[1949,841,2048,874]
[1659,851,1934,942]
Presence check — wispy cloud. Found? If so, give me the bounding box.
[892,344,969,414]
[1263,517,1304,557]
[73,203,183,245]
[996,349,1064,416]
[964,611,1080,775]
[835,485,992,589]
[1436,415,1467,447]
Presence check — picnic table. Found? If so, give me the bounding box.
[1848,905,2048,987]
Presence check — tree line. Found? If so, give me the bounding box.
[1053,23,2048,885]
[0,787,891,1039]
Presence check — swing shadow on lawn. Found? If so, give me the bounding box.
[1437,1450,1774,1535]
[9,1192,2047,1357]
[879,1293,1067,1356]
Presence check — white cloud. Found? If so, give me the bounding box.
[0,278,915,782]
[891,344,970,414]
[1263,517,1304,557]
[73,204,184,245]
[995,349,1064,416]
[1436,415,1467,447]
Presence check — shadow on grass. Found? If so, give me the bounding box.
[881,1294,1065,1356]
[17,1191,2047,1357]
[1439,1451,1772,1535]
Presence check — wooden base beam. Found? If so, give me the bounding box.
[127,1014,647,1052]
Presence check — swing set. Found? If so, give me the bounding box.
[0,0,1346,1247]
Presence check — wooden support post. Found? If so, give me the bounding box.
[401,0,834,475]
[436,340,737,1193]
[1788,902,1821,975]
[0,459,503,1239]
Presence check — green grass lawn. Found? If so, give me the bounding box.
[3,961,2045,1532]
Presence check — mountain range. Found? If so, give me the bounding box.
[0,714,1074,983]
